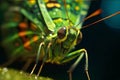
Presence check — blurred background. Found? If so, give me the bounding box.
[0,0,120,80]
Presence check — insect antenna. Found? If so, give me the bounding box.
[75,9,102,28]
[82,11,120,29]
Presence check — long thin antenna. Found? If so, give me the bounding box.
[82,11,120,29]
[76,9,102,27]
[83,9,102,21]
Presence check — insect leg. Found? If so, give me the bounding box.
[30,42,44,76]
[36,62,44,77]
[36,42,52,77]
[61,49,90,80]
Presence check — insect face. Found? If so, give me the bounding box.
[57,26,82,49]
[1,0,91,80]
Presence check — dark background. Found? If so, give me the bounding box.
[0,0,120,80]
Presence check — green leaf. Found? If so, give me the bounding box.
[0,67,53,80]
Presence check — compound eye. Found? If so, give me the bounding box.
[57,27,66,39]
[77,32,82,44]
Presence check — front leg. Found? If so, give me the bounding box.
[61,48,90,80]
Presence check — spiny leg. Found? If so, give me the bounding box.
[61,49,90,80]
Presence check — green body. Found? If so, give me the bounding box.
[1,0,90,80]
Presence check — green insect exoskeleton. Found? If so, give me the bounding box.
[1,0,92,80]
